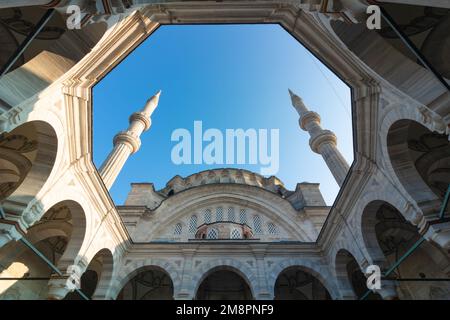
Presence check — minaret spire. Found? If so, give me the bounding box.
[289,89,349,186]
[99,90,161,189]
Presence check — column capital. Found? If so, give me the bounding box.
[47,264,83,300]
[0,221,23,248]
[373,280,399,300]
[423,221,450,250]
[255,291,274,300]
[173,291,194,300]
[21,201,44,227]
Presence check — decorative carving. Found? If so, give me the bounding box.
[22,202,44,226]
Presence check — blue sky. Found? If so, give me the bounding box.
[93,24,353,205]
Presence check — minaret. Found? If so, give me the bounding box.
[99,90,161,189]
[289,89,349,186]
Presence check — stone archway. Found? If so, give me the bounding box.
[387,119,450,217]
[273,266,331,300]
[361,200,450,299]
[64,248,114,300]
[0,200,86,299]
[191,258,258,299]
[117,265,174,300]
[335,249,381,300]
[267,258,339,299]
[195,267,253,300]
[0,121,57,218]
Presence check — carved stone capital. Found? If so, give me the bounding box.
[21,201,44,227]
[47,264,83,300]
[374,280,399,300]
[424,221,450,250]
[0,222,23,248]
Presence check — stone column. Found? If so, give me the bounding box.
[99,91,161,189]
[289,89,350,186]
[47,264,83,300]
[374,280,399,300]
[252,248,273,300]
[424,221,450,250]
[174,250,196,300]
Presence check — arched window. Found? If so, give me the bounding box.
[173,223,182,235]
[216,207,223,222]
[253,215,262,234]
[267,222,278,235]
[207,228,219,239]
[204,209,212,224]
[227,207,235,222]
[189,215,197,234]
[239,209,247,224]
[230,228,241,239]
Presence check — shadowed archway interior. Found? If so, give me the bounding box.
[196,269,253,300]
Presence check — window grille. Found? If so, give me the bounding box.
[207,228,218,239]
[216,207,223,222]
[174,223,182,235]
[189,215,197,233]
[253,215,262,234]
[204,209,212,224]
[227,207,235,222]
[231,228,241,239]
[267,222,278,235]
[239,209,247,224]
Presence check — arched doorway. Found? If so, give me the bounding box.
[118,266,174,300]
[387,120,449,217]
[0,200,86,299]
[196,268,253,300]
[335,249,381,300]
[361,200,450,299]
[274,267,331,300]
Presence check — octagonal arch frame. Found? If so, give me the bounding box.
[56,2,386,177]
[2,1,408,268]
[48,2,396,253]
